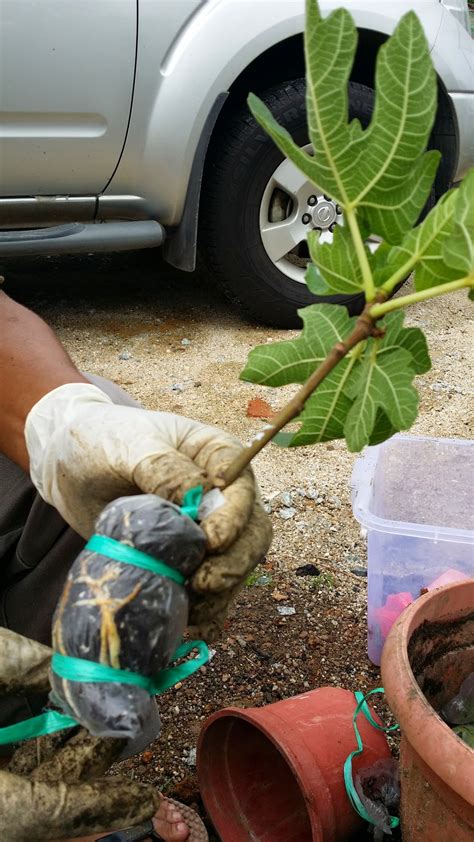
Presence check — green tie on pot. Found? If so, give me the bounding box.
[344,687,400,831]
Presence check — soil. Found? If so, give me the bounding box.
[3,250,473,841]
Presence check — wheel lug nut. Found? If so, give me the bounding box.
[308,195,317,206]
[336,205,342,215]
[329,222,337,233]
[302,213,312,224]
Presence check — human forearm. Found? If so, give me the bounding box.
[0,290,86,470]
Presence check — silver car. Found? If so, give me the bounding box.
[0,0,472,326]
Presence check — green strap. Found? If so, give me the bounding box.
[52,639,209,695]
[148,640,209,694]
[86,534,186,586]
[0,709,78,745]
[0,641,209,745]
[181,485,203,520]
[85,485,204,580]
[343,687,400,830]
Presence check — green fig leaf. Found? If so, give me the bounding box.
[442,168,474,276]
[240,303,357,387]
[344,343,419,451]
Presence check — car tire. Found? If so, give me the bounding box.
[201,78,375,328]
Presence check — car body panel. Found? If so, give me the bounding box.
[105,0,458,225]
[441,0,471,30]
[0,0,472,230]
[433,7,473,93]
[0,0,137,196]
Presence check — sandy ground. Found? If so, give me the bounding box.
[3,250,473,839]
[5,249,472,501]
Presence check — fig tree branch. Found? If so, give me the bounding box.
[370,274,474,318]
[218,293,387,488]
[218,269,473,489]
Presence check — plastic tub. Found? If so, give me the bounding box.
[351,434,474,664]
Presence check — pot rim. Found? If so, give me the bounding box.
[381,581,474,805]
[197,703,327,840]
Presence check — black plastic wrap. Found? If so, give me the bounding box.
[355,758,400,837]
[50,495,206,739]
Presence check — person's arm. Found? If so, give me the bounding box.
[1,288,272,641]
[0,290,87,470]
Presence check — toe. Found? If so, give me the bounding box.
[173,822,189,841]
[152,798,189,842]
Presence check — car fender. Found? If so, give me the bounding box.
[106,0,446,227]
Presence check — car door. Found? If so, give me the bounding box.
[0,0,136,197]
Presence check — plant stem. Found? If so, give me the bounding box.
[381,255,418,294]
[218,299,385,488]
[370,274,473,318]
[345,208,376,301]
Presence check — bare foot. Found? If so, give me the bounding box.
[152,796,190,841]
[53,795,189,842]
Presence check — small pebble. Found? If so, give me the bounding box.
[185,748,197,766]
[351,567,368,578]
[181,338,191,346]
[277,606,296,616]
[279,507,297,520]
[119,351,131,360]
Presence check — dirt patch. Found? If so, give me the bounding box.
[3,250,472,839]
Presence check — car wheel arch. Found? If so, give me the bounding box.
[167,26,458,272]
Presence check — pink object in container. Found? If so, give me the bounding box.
[374,570,470,653]
[375,592,414,638]
[427,568,470,590]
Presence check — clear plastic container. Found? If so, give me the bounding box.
[351,435,474,665]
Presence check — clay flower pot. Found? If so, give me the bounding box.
[197,687,391,842]
[381,580,474,841]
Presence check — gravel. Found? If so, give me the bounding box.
[3,250,473,840]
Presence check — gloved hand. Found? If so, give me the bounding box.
[0,628,159,841]
[25,383,272,639]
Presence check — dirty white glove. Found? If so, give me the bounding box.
[25,383,272,637]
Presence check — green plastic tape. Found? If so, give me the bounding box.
[86,534,186,585]
[181,485,204,521]
[52,639,209,696]
[343,687,400,830]
[0,709,78,745]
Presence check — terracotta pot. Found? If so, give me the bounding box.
[197,687,391,842]
[381,580,474,841]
